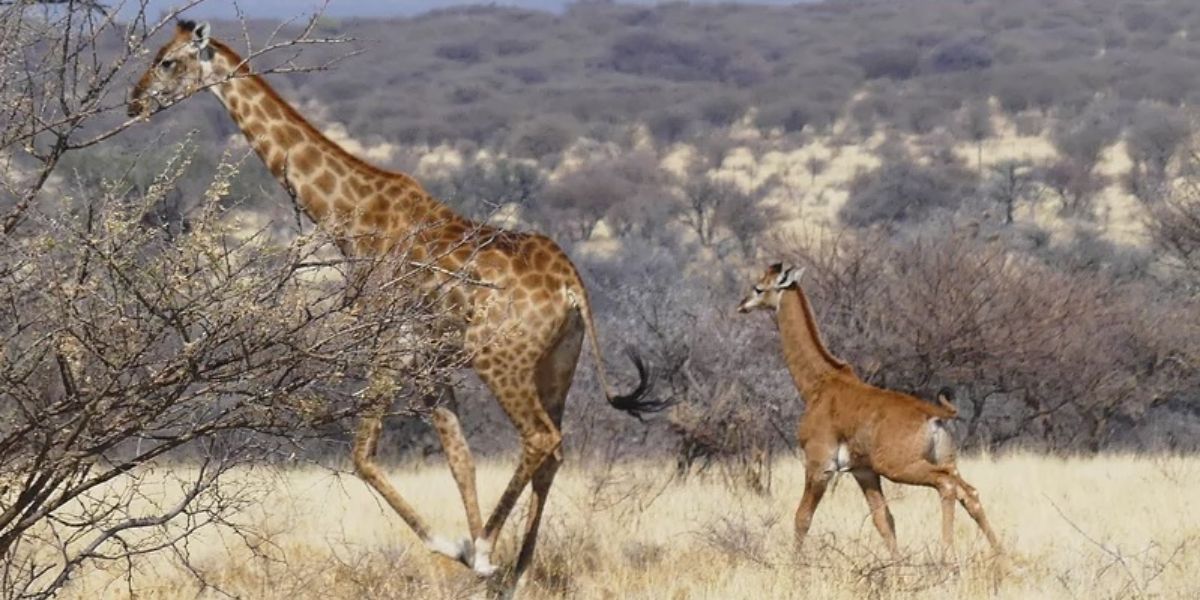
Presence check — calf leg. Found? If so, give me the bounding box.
[887,462,1001,555]
[939,479,957,555]
[952,473,1001,552]
[852,469,899,558]
[795,468,832,550]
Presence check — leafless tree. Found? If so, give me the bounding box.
[0,3,459,597]
[530,162,624,242]
[1039,158,1108,218]
[985,159,1039,224]
[667,385,775,494]
[678,174,773,257]
[804,156,827,186]
[1043,105,1120,218]
[840,152,973,227]
[424,157,544,222]
[678,178,733,247]
[1126,103,1191,204]
[1150,149,1200,286]
[597,150,677,242]
[960,99,993,175]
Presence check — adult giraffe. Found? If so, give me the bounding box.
[128,21,662,581]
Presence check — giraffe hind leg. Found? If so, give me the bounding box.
[470,373,560,577]
[852,469,899,558]
[512,316,583,587]
[466,314,575,577]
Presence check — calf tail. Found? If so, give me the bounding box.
[926,418,958,465]
[935,387,959,418]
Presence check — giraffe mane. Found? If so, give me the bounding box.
[207,38,422,188]
[789,285,850,372]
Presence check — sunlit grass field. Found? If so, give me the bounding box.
[60,453,1200,599]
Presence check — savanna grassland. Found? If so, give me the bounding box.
[59,455,1200,600]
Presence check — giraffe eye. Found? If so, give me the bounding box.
[753,285,764,294]
[159,59,175,70]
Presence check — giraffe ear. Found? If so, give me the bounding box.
[191,21,211,50]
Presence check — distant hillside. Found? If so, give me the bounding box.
[250,0,1200,149]
[130,0,821,20]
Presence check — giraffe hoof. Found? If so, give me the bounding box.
[473,561,498,578]
[471,538,498,577]
[426,535,471,563]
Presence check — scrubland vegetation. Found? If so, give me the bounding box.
[3,0,1200,597]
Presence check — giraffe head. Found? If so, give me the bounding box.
[737,262,804,313]
[128,21,217,118]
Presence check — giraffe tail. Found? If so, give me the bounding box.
[571,285,667,421]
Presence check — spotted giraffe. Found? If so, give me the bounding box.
[128,21,664,582]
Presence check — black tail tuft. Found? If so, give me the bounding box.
[607,347,670,421]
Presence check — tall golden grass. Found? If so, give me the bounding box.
[60,453,1199,599]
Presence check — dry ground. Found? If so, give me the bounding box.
[60,453,1200,599]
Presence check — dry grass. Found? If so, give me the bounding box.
[59,453,1200,599]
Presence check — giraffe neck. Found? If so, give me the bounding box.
[776,287,850,398]
[202,40,458,256]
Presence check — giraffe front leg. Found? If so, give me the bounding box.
[429,393,484,565]
[352,407,439,548]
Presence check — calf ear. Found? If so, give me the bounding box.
[776,266,805,289]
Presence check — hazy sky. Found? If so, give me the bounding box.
[123,0,816,20]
